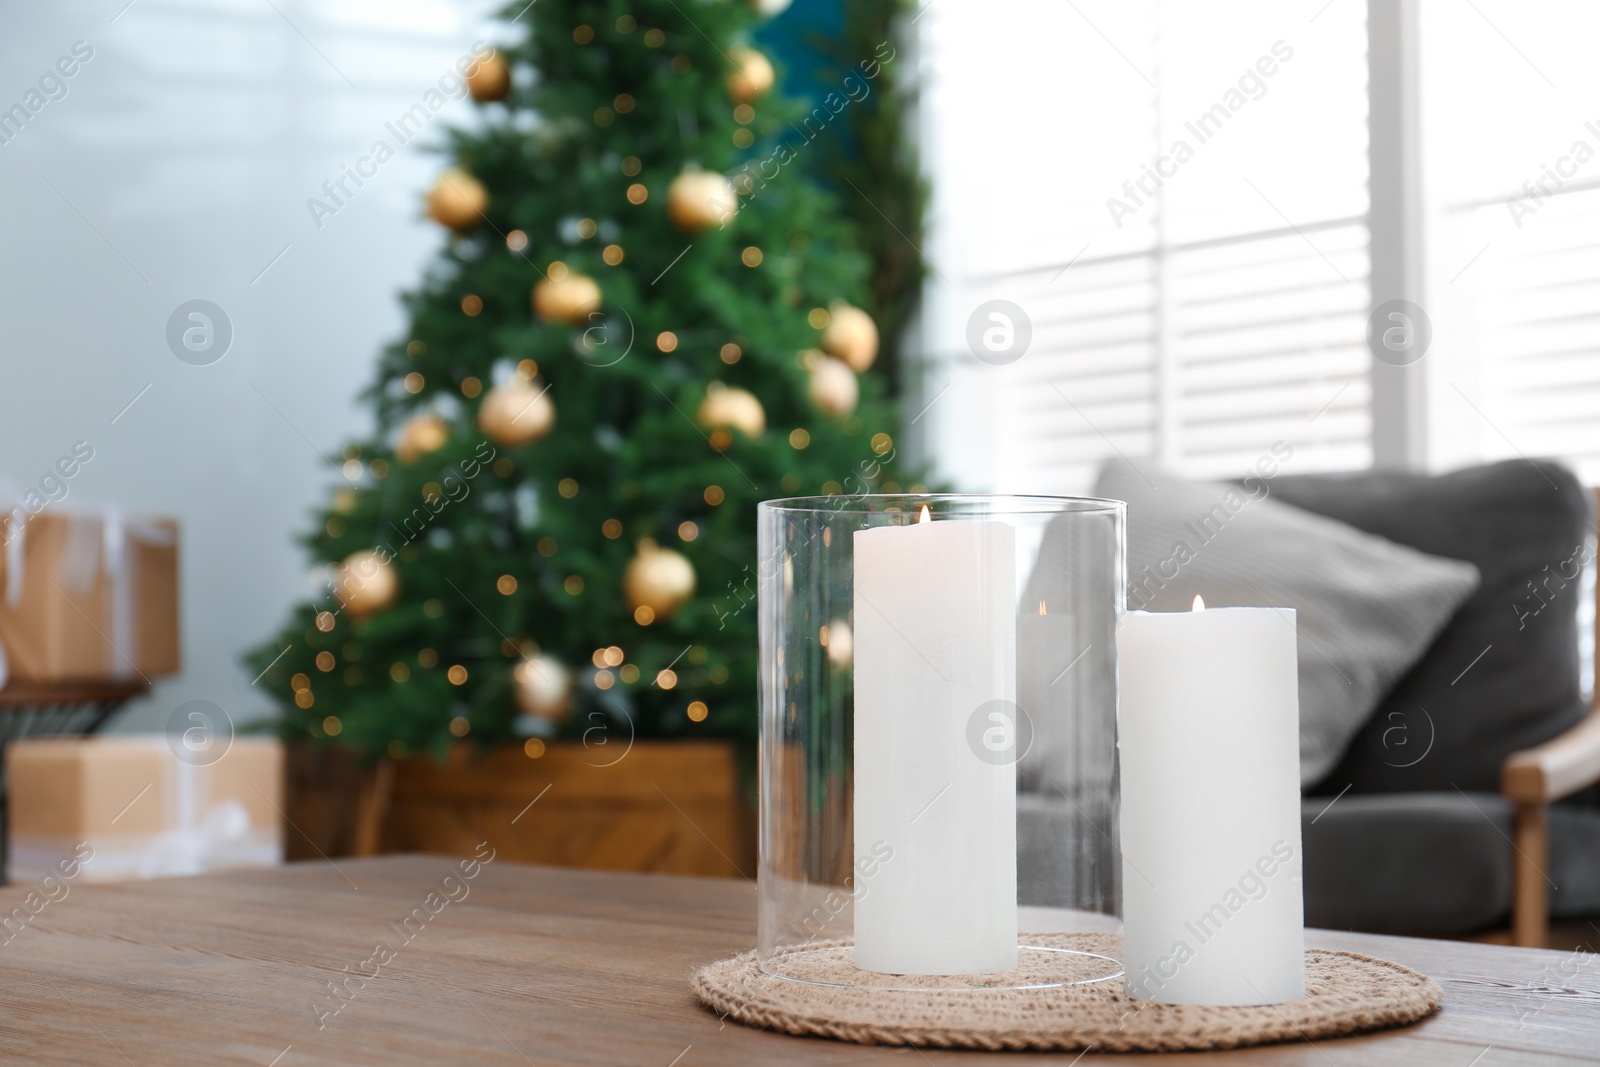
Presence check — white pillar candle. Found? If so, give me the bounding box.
[1016,599,1074,782]
[1117,599,1305,1005]
[853,508,1018,975]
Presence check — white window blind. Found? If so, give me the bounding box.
[1423,0,1600,487]
[1451,187,1600,478]
[917,0,1372,493]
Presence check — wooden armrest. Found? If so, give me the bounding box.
[1502,710,1600,804]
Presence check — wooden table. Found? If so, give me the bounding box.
[0,856,1595,1065]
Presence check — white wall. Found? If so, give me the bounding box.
[0,0,490,730]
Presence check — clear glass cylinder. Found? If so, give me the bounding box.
[756,494,1126,989]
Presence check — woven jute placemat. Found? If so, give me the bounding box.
[692,933,1442,1052]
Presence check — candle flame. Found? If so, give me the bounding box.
[1038,600,1047,616]
[918,505,931,524]
[1192,594,1205,612]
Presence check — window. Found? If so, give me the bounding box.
[1422,0,1600,484]
[916,0,1371,492]
[918,0,1600,498]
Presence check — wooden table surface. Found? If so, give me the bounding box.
[0,855,1596,1066]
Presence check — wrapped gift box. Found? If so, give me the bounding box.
[6,736,282,884]
[0,510,180,682]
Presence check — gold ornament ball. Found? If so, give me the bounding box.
[825,619,853,668]
[667,170,738,233]
[514,655,573,722]
[696,384,766,439]
[425,168,488,231]
[477,378,555,447]
[808,355,859,417]
[822,302,879,372]
[726,47,775,103]
[532,272,603,326]
[395,412,449,463]
[624,541,696,620]
[466,50,511,102]
[336,550,398,618]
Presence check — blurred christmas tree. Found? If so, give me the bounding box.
[247,0,915,761]
[801,0,928,392]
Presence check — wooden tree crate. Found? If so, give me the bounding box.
[285,741,755,879]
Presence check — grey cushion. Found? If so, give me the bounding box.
[1301,793,1600,934]
[1095,458,1481,784]
[1268,460,1591,794]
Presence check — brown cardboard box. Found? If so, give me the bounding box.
[6,736,283,884]
[0,511,180,682]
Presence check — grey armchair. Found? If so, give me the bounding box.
[1279,464,1600,947]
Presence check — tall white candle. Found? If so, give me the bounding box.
[1117,599,1305,1005]
[1016,599,1073,783]
[853,508,1018,975]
